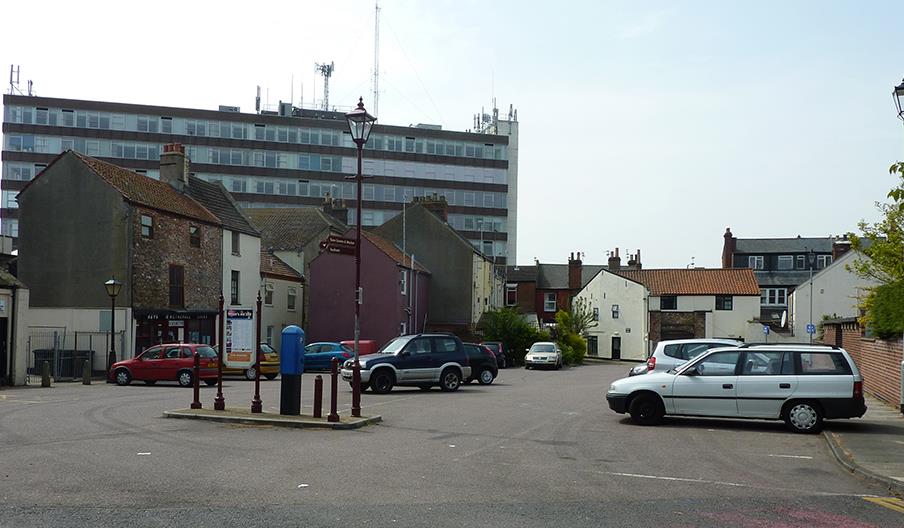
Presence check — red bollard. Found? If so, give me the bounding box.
[191,352,202,409]
[328,358,340,422]
[313,375,323,419]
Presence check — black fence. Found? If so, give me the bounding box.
[27,330,125,382]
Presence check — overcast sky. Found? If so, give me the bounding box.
[3,0,904,268]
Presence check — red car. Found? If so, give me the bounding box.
[109,343,219,387]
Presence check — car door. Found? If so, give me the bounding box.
[399,337,433,381]
[735,350,796,418]
[133,346,162,380]
[304,344,324,370]
[160,345,185,380]
[670,350,741,417]
[432,337,460,380]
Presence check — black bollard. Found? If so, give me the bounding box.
[328,358,339,422]
[82,359,91,385]
[313,375,323,418]
[41,361,51,387]
[190,352,202,409]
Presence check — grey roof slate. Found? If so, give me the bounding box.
[185,176,259,237]
[536,264,606,289]
[735,237,833,253]
[244,207,347,251]
[506,265,538,282]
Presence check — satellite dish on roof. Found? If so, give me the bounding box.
[780,310,787,328]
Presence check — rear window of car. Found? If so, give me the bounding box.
[434,338,458,353]
[663,344,682,359]
[799,352,852,375]
[197,346,217,359]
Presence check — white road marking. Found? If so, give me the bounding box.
[297,484,309,488]
[600,471,877,497]
[136,452,151,456]
[767,454,813,460]
[894,440,904,445]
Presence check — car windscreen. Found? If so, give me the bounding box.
[197,346,217,359]
[379,336,412,354]
[530,344,555,353]
[260,344,275,354]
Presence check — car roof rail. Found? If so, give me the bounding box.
[738,342,840,350]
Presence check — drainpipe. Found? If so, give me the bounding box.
[7,285,17,386]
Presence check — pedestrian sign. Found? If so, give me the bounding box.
[806,323,816,335]
[763,325,770,335]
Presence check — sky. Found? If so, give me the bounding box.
[3,0,904,268]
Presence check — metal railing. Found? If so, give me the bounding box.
[26,330,124,382]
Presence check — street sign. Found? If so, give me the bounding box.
[806,323,816,335]
[320,235,356,256]
[762,325,770,335]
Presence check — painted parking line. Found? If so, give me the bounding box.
[767,454,813,460]
[601,471,876,498]
[863,497,904,514]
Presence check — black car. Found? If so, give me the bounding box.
[480,341,510,368]
[463,343,499,385]
[340,333,472,394]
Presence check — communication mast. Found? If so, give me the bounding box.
[373,1,380,116]
[8,65,33,96]
[315,61,335,110]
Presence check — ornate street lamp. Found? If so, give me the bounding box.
[894,78,904,122]
[807,249,816,345]
[346,97,377,419]
[104,278,123,371]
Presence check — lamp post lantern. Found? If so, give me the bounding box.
[346,97,376,419]
[807,249,816,345]
[894,78,904,122]
[104,278,123,371]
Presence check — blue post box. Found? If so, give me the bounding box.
[280,325,305,375]
[280,325,305,415]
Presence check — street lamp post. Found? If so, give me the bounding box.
[893,78,904,122]
[345,97,377,419]
[104,278,123,372]
[808,249,816,345]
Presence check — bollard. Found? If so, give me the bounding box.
[328,358,339,422]
[314,375,323,418]
[191,352,202,409]
[82,359,91,385]
[41,361,51,387]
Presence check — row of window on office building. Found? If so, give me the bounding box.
[746,254,833,270]
[4,105,508,161]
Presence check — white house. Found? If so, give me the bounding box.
[260,249,304,351]
[789,250,877,338]
[574,269,648,360]
[616,268,762,351]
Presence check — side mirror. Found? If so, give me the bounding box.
[683,367,698,376]
[399,350,410,357]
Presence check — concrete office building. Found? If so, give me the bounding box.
[2,94,518,263]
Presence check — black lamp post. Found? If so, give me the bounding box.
[894,78,904,122]
[104,278,123,370]
[345,97,376,419]
[807,249,816,345]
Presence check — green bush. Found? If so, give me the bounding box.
[863,280,904,338]
[477,308,550,365]
[554,310,587,365]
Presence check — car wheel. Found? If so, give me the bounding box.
[143,380,156,386]
[439,368,461,392]
[177,370,193,388]
[628,394,664,426]
[370,369,395,394]
[244,367,257,381]
[264,373,278,380]
[478,368,494,385]
[525,365,531,370]
[115,369,132,386]
[204,379,217,386]
[785,401,824,434]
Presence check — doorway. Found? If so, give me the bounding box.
[611,336,621,360]
[0,318,7,383]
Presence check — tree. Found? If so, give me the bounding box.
[477,308,549,365]
[850,162,904,336]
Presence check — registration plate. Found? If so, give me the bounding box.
[207,362,217,368]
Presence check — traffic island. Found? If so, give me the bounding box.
[163,407,382,430]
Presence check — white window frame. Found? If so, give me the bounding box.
[817,254,833,269]
[748,255,764,269]
[264,282,274,306]
[287,287,297,311]
[777,255,794,270]
[760,288,787,306]
[400,269,408,295]
[505,284,517,306]
[544,293,556,312]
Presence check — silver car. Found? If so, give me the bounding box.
[628,338,742,376]
[524,342,563,370]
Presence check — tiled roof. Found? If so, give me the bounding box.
[71,152,219,224]
[260,249,303,281]
[185,176,259,236]
[361,231,430,273]
[506,265,538,282]
[244,207,347,250]
[615,268,760,296]
[536,264,607,289]
[735,237,833,253]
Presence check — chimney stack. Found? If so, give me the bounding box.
[722,227,736,268]
[322,193,349,225]
[608,248,621,271]
[160,143,189,192]
[568,251,583,290]
[832,235,852,261]
[413,193,449,223]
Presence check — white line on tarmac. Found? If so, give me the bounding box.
[767,454,813,459]
[599,471,876,498]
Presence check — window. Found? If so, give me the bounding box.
[692,351,739,376]
[400,269,408,295]
[161,117,172,133]
[748,256,764,269]
[777,255,794,270]
[817,254,833,269]
[231,271,240,305]
[544,293,556,312]
[660,296,677,310]
[611,304,620,319]
[141,346,162,360]
[760,288,787,306]
[287,287,297,311]
[799,352,851,375]
[407,338,432,354]
[189,226,200,248]
[231,231,240,256]
[741,351,785,375]
[264,283,274,306]
[663,344,682,359]
[400,322,407,336]
[433,337,457,353]
[593,307,600,321]
[266,326,274,346]
[715,295,733,310]
[506,284,517,306]
[140,215,153,238]
[169,265,185,307]
[796,255,806,269]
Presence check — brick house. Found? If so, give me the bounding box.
[17,150,223,362]
[823,319,901,410]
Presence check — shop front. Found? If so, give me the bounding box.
[134,310,217,355]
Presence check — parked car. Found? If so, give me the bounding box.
[524,341,563,370]
[340,339,378,355]
[340,333,471,394]
[109,343,219,387]
[463,343,499,384]
[304,342,353,370]
[220,343,280,380]
[480,341,511,368]
[629,338,742,376]
[606,343,867,433]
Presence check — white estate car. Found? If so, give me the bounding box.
[524,342,563,370]
[628,338,742,376]
[607,344,866,433]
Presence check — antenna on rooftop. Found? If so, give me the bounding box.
[315,61,335,110]
[255,85,261,113]
[8,65,19,95]
[373,0,381,116]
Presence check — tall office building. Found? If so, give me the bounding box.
[1,95,518,263]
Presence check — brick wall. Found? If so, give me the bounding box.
[131,206,222,311]
[824,322,902,406]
